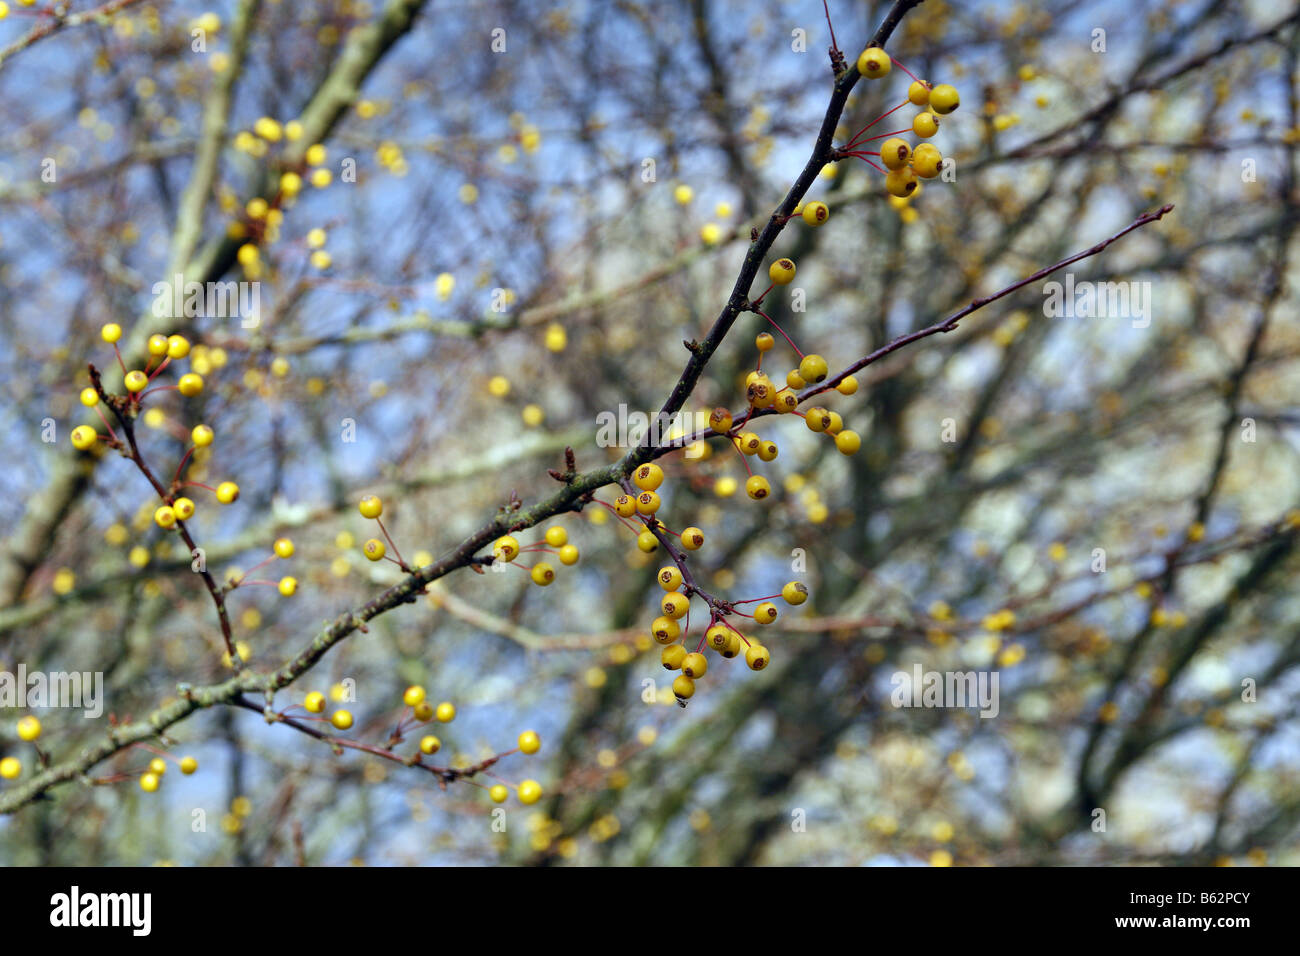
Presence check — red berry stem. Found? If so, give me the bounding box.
[751,306,805,358]
[889,54,922,83]
[845,99,909,149]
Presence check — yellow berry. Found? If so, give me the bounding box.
[885,167,919,198]
[755,602,779,624]
[79,387,99,407]
[278,576,298,596]
[652,616,681,643]
[757,440,779,462]
[435,702,456,723]
[331,710,354,730]
[216,481,240,504]
[518,730,541,755]
[707,624,731,651]
[518,779,543,804]
[154,506,177,529]
[768,258,796,285]
[661,644,687,669]
[930,84,960,114]
[178,373,204,397]
[531,562,556,586]
[0,757,20,779]
[544,526,568,547]
[709,408,733,433]
[413,701,434,722]
[489,784,509,803]
[745,644,771,670]
[745,475,772,501]
[782,581,809,605]
[657,566,683,591]
[124,370,149,392]
[149,757,168,775]
[912,143,944,178]
[172,497,195,520]
[633,462,665,491]
[358,495,383,519]
[680,527,705,550]
[799,354,829,384]
[493,535,520,562]
[420,735,441,754]
[801,200,829,226]
[16,716,41,742]
[70,425,97,451]
[774,389,800,414]
[787,369,807,389]
[747,376,775,409]
[101,322,122,343]
[880,137,911,170]
[913,112,939,138]
[191,424,214,447]
[363,538,386,561]
[672,674,696,701]
[681,652,708,679]
[856,46,891,78]
[637,531,660,553]
[147,333,169,356]
[403,685,426,707]
[661,592,690,620]
[635,491,661,515]
[304,692,326,713]
[139,772,160,793]
[835,430,862,455]
[558,544,580,565]
[180,756,198,775]
[274,537,294,558]
[836,375,859,395]
[908,80,931,105]
[614,495,637,518]
[825,411,843,435]
[755,332,775,352]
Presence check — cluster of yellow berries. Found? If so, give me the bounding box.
[229,119,336,276]
[732,299,864,469]
[603,462,703,558]
[76,327,242,543]
[491,523,581,585]
[138,752,200,793]
[0,715,47,781]
[850,46,959,199]
[658,580,809,706]
[302,685,544,804]
[4,710,201,792]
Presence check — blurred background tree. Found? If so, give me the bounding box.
[1,0,1298,866]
